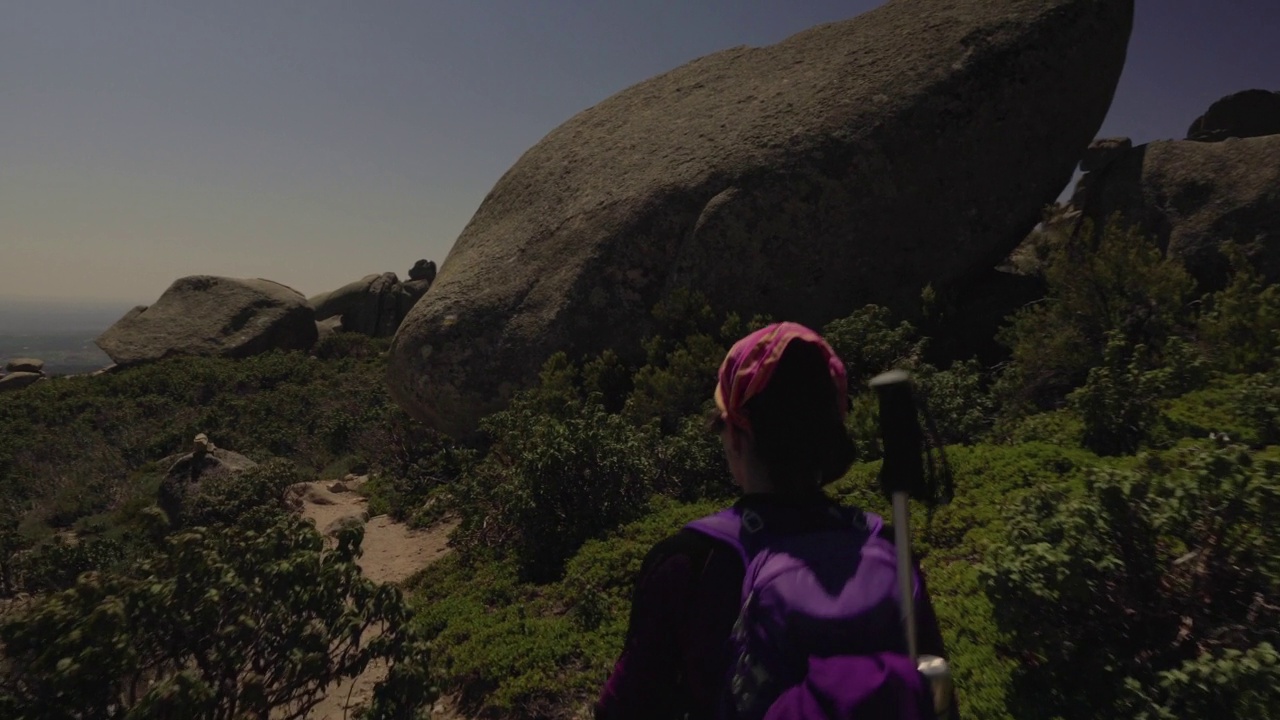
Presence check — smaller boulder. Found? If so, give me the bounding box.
[324,514,367,538]
[311,272,421,338]
[315,316,344,342]
[5,358,45,374]
[192,433,214,454]
[157,437,259,528]
[403,279,432,304]
[1187,89,1280,142]
[162,447,257,484]
[0,372,42,393]
[1080,137,1133,172]
[408,259,437,283]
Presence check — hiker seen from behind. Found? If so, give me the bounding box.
[595,321,957,720]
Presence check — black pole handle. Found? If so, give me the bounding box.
[870,369,925,499]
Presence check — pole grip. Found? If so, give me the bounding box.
[869,370,924,499]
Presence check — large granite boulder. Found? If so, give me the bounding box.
[1187,89,1280,142]
[389,0,1134,436]
[96,277,317,366]
[1073,135,1280,288]
[310,272,424,338]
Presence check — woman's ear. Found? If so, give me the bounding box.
[723,423,742,451]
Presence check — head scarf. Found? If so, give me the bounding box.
[714,322,848,435]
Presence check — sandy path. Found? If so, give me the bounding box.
[292,477,460,719]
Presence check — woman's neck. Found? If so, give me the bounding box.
[737,459,821,496]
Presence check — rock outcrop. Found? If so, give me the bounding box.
[0,358,48,394]
[157,434,259,528]
[1080,137,1133,173]
[316,316,344,343]
[5,358,45,374]
[1187,89,1280,142]
[96,276,317,366]
[310,272,428,338]
[389,0,1134,436]
[408,259,437,283]
[0,372,43,394]
[1073,134,1280,288]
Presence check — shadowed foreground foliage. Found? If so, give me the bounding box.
[0,513,433,720]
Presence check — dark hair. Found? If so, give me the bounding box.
[740,340,856,492]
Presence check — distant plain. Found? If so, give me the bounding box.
[0,297,130,375]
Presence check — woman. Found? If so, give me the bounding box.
[594,322,951,719]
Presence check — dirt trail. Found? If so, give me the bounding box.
[293,477,460,719]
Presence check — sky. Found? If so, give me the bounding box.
[1,0,1277,308]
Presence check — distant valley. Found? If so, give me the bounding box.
[0,296,132,375]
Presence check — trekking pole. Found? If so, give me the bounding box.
[870,369,954,719]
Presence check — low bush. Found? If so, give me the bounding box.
[0,514,432,720]
[411,498,721,718]
[980,441,1280,719]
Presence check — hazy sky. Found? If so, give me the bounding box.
[2,1,1277,306]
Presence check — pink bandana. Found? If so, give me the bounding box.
[714,322,848,435]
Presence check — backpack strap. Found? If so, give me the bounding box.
[684,508,750,566]
[685,505,886,566]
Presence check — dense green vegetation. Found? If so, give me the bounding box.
[1,213,1277,718]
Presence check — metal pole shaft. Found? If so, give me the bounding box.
[892,490,918,661]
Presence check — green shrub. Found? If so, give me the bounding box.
[1237,370,1280,447]
[824,443,1100,720]
[0,349,392,545]
[1197,245,1280,374]
[822,305,995,449]
[182,458,305,532]
[581,349,634,414]
[651,413,735,502]
[312,331,390,360]
[822,304,927,382]
[412,498,721,719]
[0,515,432,720]
[356,415,473,526]
[452,388,660,582]
[1162,379,1260,446]
[1120,643,1280,719]
[411,557,592,717]
[1069,333,1167,456]
[995,219,1197,415]
[915,359,996,445]
[11,536,126,595]
[980,442,1280,719]
[623,332,724,433]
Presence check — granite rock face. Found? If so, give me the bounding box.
[1187,89,1280,142]
[1075,135,1280,288]
[96,276,317,366]
[311,272,429,338]
[389,0,1134,436]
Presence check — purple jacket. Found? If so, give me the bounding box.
[595,494,951,720]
